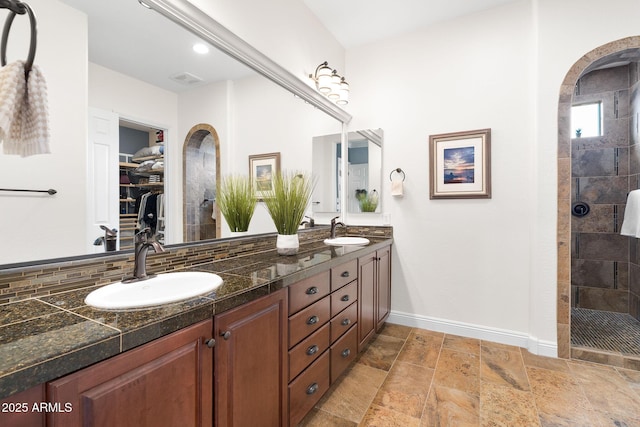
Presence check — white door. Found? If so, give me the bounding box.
[348,163,368,213]
[86,108,120,253]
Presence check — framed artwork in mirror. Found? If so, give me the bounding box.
[249,152,281,199]
[429,128,491,199]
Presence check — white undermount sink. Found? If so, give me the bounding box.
[323,236,370,246]
[84,272,223,310]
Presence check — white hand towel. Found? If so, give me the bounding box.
[391,180,404,197]
[0,61,51,157]
[621,189,640,237]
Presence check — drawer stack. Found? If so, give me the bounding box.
[287,260,359,426]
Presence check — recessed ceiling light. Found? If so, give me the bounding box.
[193,43,209,55]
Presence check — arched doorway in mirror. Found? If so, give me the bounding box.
[183,124,221,242]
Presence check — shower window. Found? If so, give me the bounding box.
[571,102,602,138]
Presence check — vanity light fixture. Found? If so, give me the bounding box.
[137,0,152,9]
[310,61,349,105]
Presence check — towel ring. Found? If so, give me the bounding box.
[1,1,37,76]
[390,168,406,182]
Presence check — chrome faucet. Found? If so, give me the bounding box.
[330,216,345,239]
[123,227,165,283]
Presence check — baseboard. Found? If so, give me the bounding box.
[387,310,558,358]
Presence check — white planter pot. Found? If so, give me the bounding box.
[229,231,249,237]
[276,234,299,256]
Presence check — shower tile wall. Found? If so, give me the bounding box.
[629,62,640,320]
[184,133,217,241]
[572,66,631,314]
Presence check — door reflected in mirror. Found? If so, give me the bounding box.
[312,129,383,215]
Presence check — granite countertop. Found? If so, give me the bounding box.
[0,237,392,399]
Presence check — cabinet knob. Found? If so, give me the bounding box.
[306,345,319,356]
[220,331,231,340]
[340,271,350,278]
[306,286,318,295]
[306,315,319,325]
[306,383,319,395]
[341,348,351,358]
[206,338,216,348]
[340,294,350,302]
[341,318,351,326]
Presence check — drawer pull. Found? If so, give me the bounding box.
[340,294,350,302]
[341,348,351,358]
[220,331,231,340]
[306,286,319,295]
[306,345,319,356]
[306,383,319,395]
[341,318,351,326]
[340,271,350,278]
[307,315,319,325]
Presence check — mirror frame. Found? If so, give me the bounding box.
[144,0,352,124]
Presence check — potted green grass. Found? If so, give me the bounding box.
[357,189,379,212]
[217,174,257,234]
[262,171,313,255]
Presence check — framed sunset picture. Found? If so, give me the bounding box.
[429,129,491,199]
[249,152,281,199]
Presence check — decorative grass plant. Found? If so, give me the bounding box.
[262,171,313,235]
[217,174,257,233]
[357,189,379,212]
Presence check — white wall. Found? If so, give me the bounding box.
[0,0,87,264]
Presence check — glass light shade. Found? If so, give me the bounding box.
[328,72,341,100]
[316,64,332,94]
[336,79,349,105]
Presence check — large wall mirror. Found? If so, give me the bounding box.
[0,0,344,267]
[312,129,383,215]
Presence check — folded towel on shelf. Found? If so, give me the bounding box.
[0,61,50,157]
[621,189,640,237]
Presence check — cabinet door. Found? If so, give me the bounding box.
[47,319,213,427]
[358,252,377,351]
[214,289,287,427]
[0,384,45,427]
[376,246,392,331]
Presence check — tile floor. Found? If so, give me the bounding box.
[299,323,640,426]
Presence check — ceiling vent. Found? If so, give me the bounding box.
[169,72,204,85]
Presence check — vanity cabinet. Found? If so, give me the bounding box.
[0,384,46,427]
[287,262,359,426]
[46,319,213,427]
[214,289,288,427]
[358,244,392,351]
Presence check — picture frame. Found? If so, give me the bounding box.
[249,152,281,199]
[429,128,491,199]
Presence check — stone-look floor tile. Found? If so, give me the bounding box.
[592,410,640,427]
[422,385,479,426]
[568,361,640,418]
[526,366,594,423]
[479,382,540,427]
[357,334,406,371]
[299,408,357,427]
[616,367,640,395]
[372,361,434,418]
[520,349,571,373]
[395,329,443,369]
[359,403,421,427]
[316,363,388,424]
[433,349,480,396]
[480,346,529,391]
[443,335,481,355]
[377,323,413,340]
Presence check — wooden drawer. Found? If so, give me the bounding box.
[331,259,357,291]
[289,271,331,314]
[289,295,330,348]
[330,325,358,384]
[289,351,330,427]
[330,301,357,343]
[289,323,330,382]
[331,280,357,317]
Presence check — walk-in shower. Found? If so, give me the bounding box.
[570,52,640,368]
